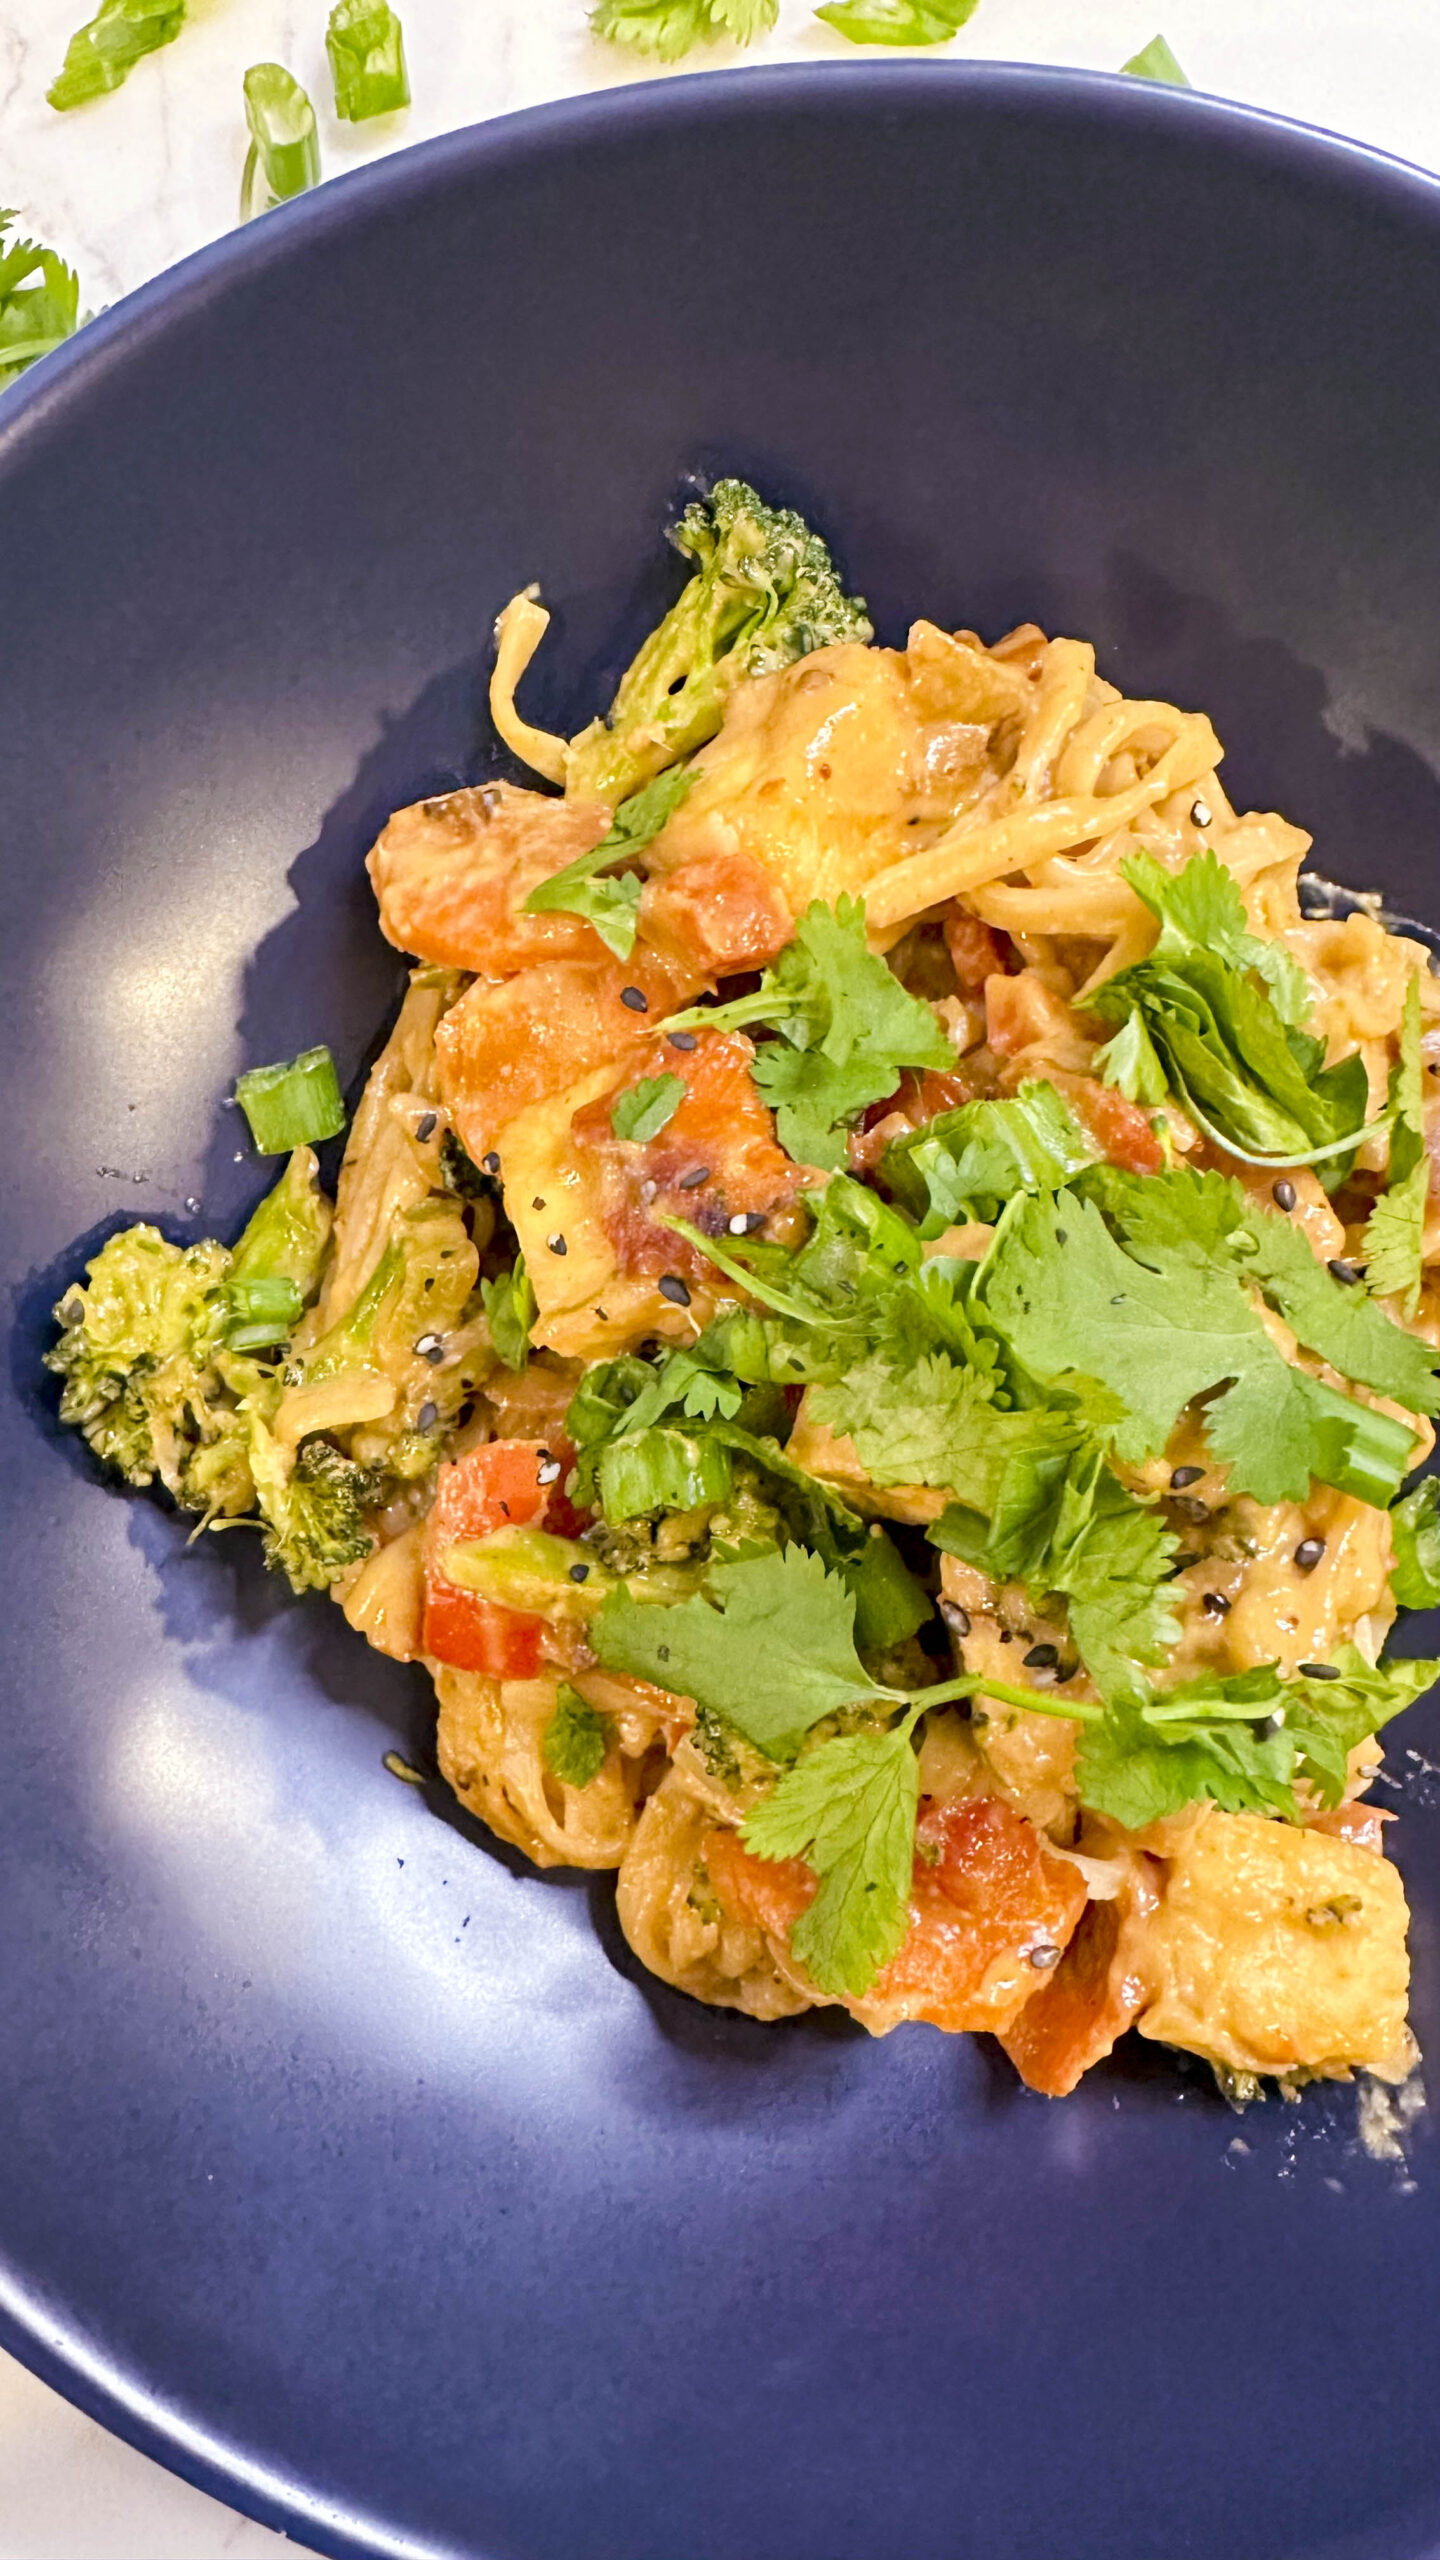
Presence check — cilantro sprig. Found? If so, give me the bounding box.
[543,1685,610,1788]
[743,1709,925,1998]
[662,896,952,1170]
[525,765,693,961]
[1364,974,1429,1315]
[883,1079,1100,1235]
[1092,851,1375,1169]
[590,0,776,57]
[0,215,82,386]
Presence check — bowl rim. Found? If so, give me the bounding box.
[7,54,1440,463]
[6,55,1440,2560]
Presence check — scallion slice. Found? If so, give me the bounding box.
[225,1273,304,1351]
[326,0,410,121]
[1122,34,1190,85]
[241,65,321,222]
[234,1046,345,1154]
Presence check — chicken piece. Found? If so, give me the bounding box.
[367,781,614,975]
[1135,1809,1412,2081]
[494,1028,800,1361]
[647,623,1028,926]
[999,1860,1161,2095]
[707,1794,1087,2036]
[433,948,697,1164]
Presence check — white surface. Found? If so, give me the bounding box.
[4,2,1440,2553]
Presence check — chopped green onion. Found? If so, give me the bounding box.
[0,215,83,386]
[47,0,186,111]
[241,66,321,223]
[234,1046,345,1154]
[326,0,410,121]
[225,1273,304,1352]
[1122,33,1190,85]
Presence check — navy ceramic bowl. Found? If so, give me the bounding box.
[4,63,1440,2560]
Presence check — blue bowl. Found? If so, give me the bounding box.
[4,64,1440,2560]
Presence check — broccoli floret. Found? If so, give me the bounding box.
[47,1226,234,1497]
[249,1426,382,1594]
[565,479,873,802]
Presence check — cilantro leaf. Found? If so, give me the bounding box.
[665,897,951,1170]
[1095,1009,1168,1106]
[979,1187,1418,1504]
[1122,33,1189,84]
[1390,1474,1440,1609]
[611,1072,685,1144]
[592,1546,897,1759]
[883,1079,1099,1234]
[1072,1649,1436,1827]
[524,765,693,960]
[1364,973,1428,1316]
[543,1685,610,1788]
[742,1715,921,1998]
[481,1256,535,1372]
[816,0,978,42]
[590,0,776,58]
[0,215,82,383]
[47,0,185,107]
[1089,851,1373,1168]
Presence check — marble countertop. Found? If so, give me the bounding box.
[5,2,1440,2554]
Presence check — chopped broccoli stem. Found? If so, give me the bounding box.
[565,479,872,803]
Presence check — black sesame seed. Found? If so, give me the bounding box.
[1028,1943,1062,1970]
[998,1629,1013,1645]
[568,1563,590,1583]
[482,1152,501,1175]
[416,1400,438,1432]
[547,1233,567,1256]
[1299,1661,1341,1680]
[423,1343,445,1366]
[1172,1495,1211,1524]
[1170,1464,1204,1490]
[658,1272,692,1306]
[668,1030,697,1051]
[940,1600,971,1637]
[532,1195,546,1211]
[1055,1228,1068,1246]
[1327,1257,1362,1285]
[620,986,648,1012]
[1201,1590,1231,1619]
[1294,1536,1326,1573]
[678,1165,711,1191]
[415,1112,437,1143]
[1023,1642,1059,1670]
[1272,1179,1298,1212]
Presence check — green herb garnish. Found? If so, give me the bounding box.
[611,1073,686,1145]
[234,1047,345,1154]
[1122,33,1190,85]
[589,0,776,61]
[241,66,321,222]
[481,1257,536,1373]
[816,0,978,43]
[525,766,693,962]
[664,895,952,1170]
[48,0,185,109]
[0,215,83,384]
[327,0,409,119]
[543,1685,611,1788]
